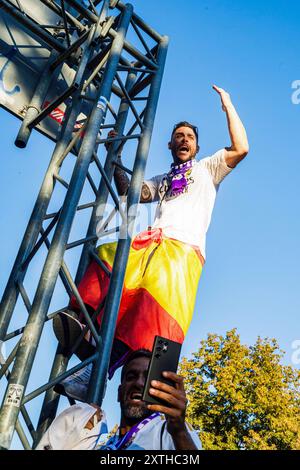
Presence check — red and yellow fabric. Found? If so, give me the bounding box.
[70,228,203,352]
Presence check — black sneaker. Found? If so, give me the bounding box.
[53,309,84,350]
[53,308,97,360]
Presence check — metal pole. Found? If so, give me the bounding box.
[0,25,96,342]
[0,0,66,53]
[35,76,136,448]
[75,70,137,283]
[66,0,158,69]
[116,1,163,42]
[39,0,86,33]
[15,420,31,450]
[87,35,169,405]
[14,50,61,148]
[0,5,133,450]
[32,345,68,448]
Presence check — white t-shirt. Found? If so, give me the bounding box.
[144,149,233,259]
[35,403,201,450]
[36,404,107,450]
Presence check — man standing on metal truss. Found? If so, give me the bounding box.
[53,85,249,401]
[36,350,201,450]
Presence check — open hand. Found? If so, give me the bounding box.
[212,84,232,111]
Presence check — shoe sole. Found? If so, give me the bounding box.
[53,310,96,361]
[53,310,83,350]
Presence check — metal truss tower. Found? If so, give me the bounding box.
[0,0,168,449]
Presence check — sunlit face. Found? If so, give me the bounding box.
[118,356,151,421]
[168,126,199,163]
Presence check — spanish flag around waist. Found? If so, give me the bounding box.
[72,228,203,353]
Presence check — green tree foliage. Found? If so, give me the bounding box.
[179,329,300,450]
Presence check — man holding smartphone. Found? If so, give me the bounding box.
[36,350,201,450]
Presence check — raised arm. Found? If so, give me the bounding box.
[213,85,249,168]
[106,130,153,203]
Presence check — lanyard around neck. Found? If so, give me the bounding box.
[95,412,160,450]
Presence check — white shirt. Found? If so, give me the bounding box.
[36,404,107,450]
[35,403,201,450]
[145,149,233,259]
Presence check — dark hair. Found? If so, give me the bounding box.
[171,121,199,144]
[120,349,152,383]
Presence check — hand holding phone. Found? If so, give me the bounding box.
[142,336,195,447]
[142,335,182,406]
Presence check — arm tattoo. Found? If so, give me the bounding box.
[114,157,152,202]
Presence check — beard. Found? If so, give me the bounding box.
[121,402,152,420]
[173,148,197,163]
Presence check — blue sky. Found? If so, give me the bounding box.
[0,0,300,448]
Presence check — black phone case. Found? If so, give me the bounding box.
[142,335,182,405]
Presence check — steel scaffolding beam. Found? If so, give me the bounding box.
[0,0,168,450]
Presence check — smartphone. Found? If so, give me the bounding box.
[142,335,182,405]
